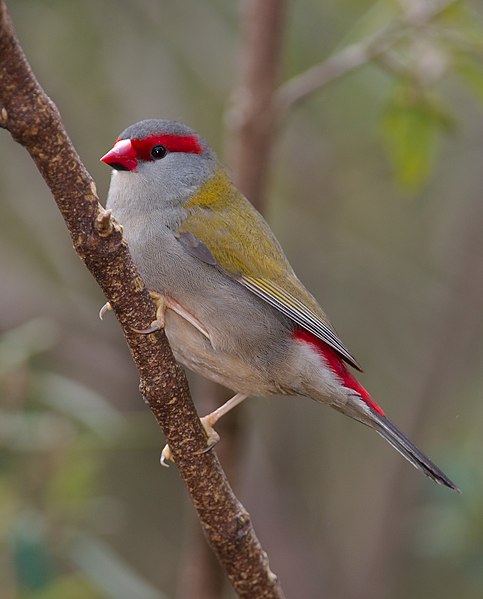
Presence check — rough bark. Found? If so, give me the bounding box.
[0,3,285,597]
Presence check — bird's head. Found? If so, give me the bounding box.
[101,119,217,205]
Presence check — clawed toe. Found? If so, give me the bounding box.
[99,302,112,320]
[195,416,220,454]
[159,417,221,467]
[160,444,173,467]
[132,320,164,335]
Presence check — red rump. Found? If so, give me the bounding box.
[293,328,384,415]
[129,133,203,161]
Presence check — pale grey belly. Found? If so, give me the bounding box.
[164,312,282,395]
[128,226,293,394]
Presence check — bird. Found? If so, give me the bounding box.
[100,118,459,491]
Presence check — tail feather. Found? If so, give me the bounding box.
[372,413,460,492]
[294,328,460,491]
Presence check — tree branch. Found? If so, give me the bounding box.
[0,2,285,597]
[275,0,458,116]
[226,0,286,209]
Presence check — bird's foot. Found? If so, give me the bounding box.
[133,292,167,334]
[160,415,220,467]
[134,292,211,339]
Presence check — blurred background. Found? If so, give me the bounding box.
[1,1,483,597]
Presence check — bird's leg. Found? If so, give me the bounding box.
[165,297,211,340]
[133,292,211,340]
[100,293,210,338]
[100,293,209,338]
[200,392,249,431]
[161,393,248,466]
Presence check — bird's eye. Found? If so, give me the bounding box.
[151,145,167,160]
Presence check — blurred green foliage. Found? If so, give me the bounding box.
[376,2,483,189]
[1,1,483,598]
[382,86,453,189]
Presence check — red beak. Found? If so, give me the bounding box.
[100,139,138,171]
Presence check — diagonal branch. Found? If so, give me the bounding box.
[275,0,458,116]
[0,2,284,597]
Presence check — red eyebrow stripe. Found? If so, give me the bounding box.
[129,133,203,161]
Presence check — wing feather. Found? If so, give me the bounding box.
[176,170,362,371]
[240,275,362,371]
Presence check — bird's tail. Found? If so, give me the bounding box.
[367,410,460,492]
[294,328,460,491]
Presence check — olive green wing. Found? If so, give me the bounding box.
[177,172,362,371]
[236,274,361,370]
